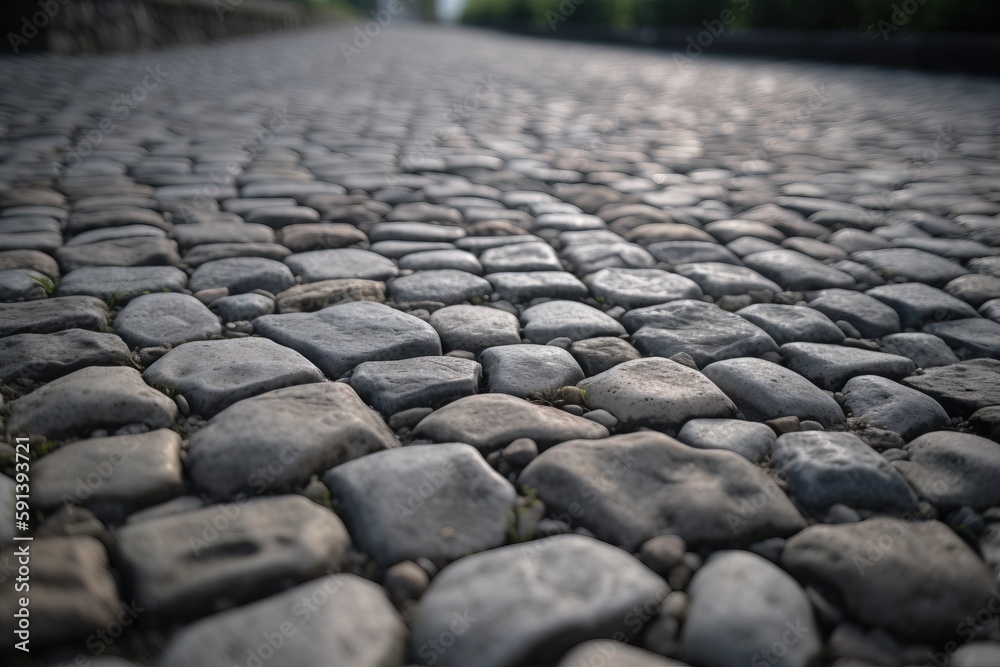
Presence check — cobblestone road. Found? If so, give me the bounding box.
[2,23,1000,667]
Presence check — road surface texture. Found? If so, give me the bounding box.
[2,23,1000,667]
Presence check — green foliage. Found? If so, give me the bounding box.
[28,274,57,296]
[462,0,997,32]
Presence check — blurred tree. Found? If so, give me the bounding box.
[462,0,999,32]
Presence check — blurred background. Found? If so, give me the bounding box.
[457,0,994,31]
[1,0,997,71]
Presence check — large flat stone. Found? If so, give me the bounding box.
[772,431,918,514]
[56,266,188,304]
[412,393,609,453]
[428,304,522,355]
[584,268,702,309]
[867,282,980,328]
[880,332,960,368]
[7,366,178,440]
[742,249,855,291]
[113,292,222,349]
[894,431,1000,510]
[807,289,901,338]
[782,342,916,391]
[676,418,776,463]
[187,383,397,500]
[284,248,399,282]
[480,344,584,398]
[702,357,845,427]
[923,318,1000,360]
[350,356,480,415]
[255,301,442,379]
[736,303,845,346]
[33,429,184,522]
[0,296,109,337]
[324,443,516,570]
[569,336,642,376]
[0,328,130,384]
[627,300,778,367]
[852,248,968,285]
[487,271,589,303]
[387,269,491,305]
[520,432,805,550]
[481,241,562,272]
[521,300,626,344]
[159,575,407,667]
[275,278,385,313]
[579,357,739,432]
[782,519,993,642]
[0,536,121,647]
[143,337,325,417]
[188,257,295,295]
[842,375,950,440]
[411,534,668,667]
[55,236,181,273]
[673,262,781,297]
[902,359,1000,416]
[116,495,351,619]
